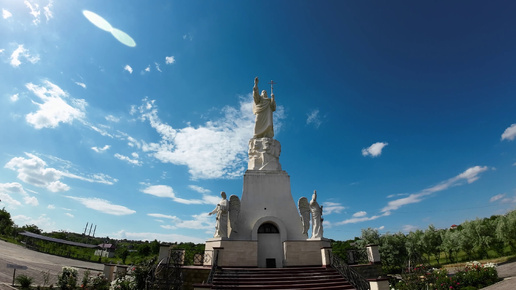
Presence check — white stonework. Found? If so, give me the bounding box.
[203,77,328,268]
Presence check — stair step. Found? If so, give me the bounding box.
[209,266,357,290]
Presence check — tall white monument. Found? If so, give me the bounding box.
[204,77,330,268]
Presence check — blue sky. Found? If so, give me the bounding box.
[1,0,516,243]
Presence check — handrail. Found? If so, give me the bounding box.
[330,252,370,290]
[206,249,219,284]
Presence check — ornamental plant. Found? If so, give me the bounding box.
[57,266,78,290]
[392,261,499,290]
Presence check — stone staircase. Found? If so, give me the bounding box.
[210,266,356,289]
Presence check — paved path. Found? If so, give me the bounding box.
[0,240,103,288]
[481,260,516,290]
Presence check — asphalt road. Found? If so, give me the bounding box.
[0,240,103,289]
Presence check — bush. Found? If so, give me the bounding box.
[15,274,33,289]
[57,266,78,290]
[454,261,498,289]
[391,261,499,290]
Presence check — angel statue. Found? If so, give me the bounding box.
[228,195,241,236]
[209,192,229,238]
[310,190,324,239]
[298,197,310,237]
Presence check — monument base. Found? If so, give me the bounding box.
[204,238,331,268]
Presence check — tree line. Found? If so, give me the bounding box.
[333,208,516,273]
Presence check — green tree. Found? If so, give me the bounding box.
[496,210,516,252]
[405,230,425,265]
[20,224,42,234]
[0,207,14,236]
[421,225,442,265]
[379,232,407,273]
[440,229,460,263]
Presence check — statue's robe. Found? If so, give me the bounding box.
[253,86,276,138]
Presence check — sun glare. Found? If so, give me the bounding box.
[82,10,136,47]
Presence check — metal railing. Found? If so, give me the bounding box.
[330,252,370,290]
[346,248,370,265]
[206,249,219,284]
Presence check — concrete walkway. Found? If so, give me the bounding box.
[481,260,516,290]
[0,240,103,288]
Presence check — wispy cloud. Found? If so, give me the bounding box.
[10,44,40,67]
[155,62,162,72]
[490,193,505,202]
[135,96,285,179]
[306,109,322,128]
[91,145,110,153]
[501,124,516,141]
[2,9,12,19]
[362,142,388,157]
[337,211,391,225]
[189,185,211,194]
[10,94,19,102]
[149,212,215,232]
[5,153,117,192]
[141,185,217,205]
[322,202,346,215]
[124,65,133,74]
[402,225,419,233]
[382,165,490,213]
[105,115,120,122]
[66,196,136,216]
[75,82,86,89]
[165,56,175,64]
[114,153,142,166]
[24,0,53,25]
[25,81,86,129]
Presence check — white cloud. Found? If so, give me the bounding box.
[402,225,419,233]
[10,44,40,67]
[112,229,205,244]
[165,56,175,64]
[306,109,322,128]
[189,185,211,194]
[362,142,388,157]
[352,211,367,218]
[144,65,151,73]
[337,211,390,225]
[10,94,19,102]
[12,214,55,231]
[382,165,490,213]
[182,34,193,41]
[5,153,117,192]
[490,193,505,202]
[114,153,142,166]
[91,145,110,153]
[5,154,70,192]
[65,213,74,218]
[105,115,120,122]
[2,9,12,19]
[136,96,285,179]
[150,212,215,232]
[501,124,516,141]
[0,182,39,207]
[66,196,136,216]
[322,202,346,214]
[75,82,86,89]
[25,81,86,129]
[141,185,207,205]
[124,65,133,74]
[23,0,53,25]
[155,62,162,72]
[47,204,55,209]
